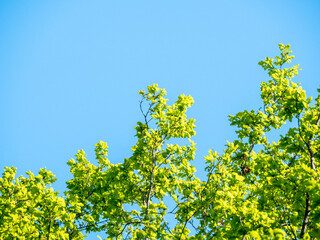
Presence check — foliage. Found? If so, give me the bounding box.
[1,44,320,239]
[0,167,83,239]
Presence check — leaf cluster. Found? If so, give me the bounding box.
[1,44,320,239]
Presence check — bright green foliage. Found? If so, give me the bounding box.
[65,85,199,239]
[1,44,320,239]
[191,44,320,240]
[0,167,83,239]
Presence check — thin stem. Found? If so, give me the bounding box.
[300,192,311,238]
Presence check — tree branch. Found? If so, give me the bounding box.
[300,192,311,238]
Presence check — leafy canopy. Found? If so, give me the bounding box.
[1,44,320,239]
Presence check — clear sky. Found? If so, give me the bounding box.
[1,0,320,237]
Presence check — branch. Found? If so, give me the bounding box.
[179,218,191,240]
[307,111,320,174]
[178,206,200,240]
[241,232,247,240]
[139,97,155,129]
[289,222,298,240]
[146,150,156,216]
[300,192,311,238]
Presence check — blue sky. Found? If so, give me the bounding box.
[1,0,320,237]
